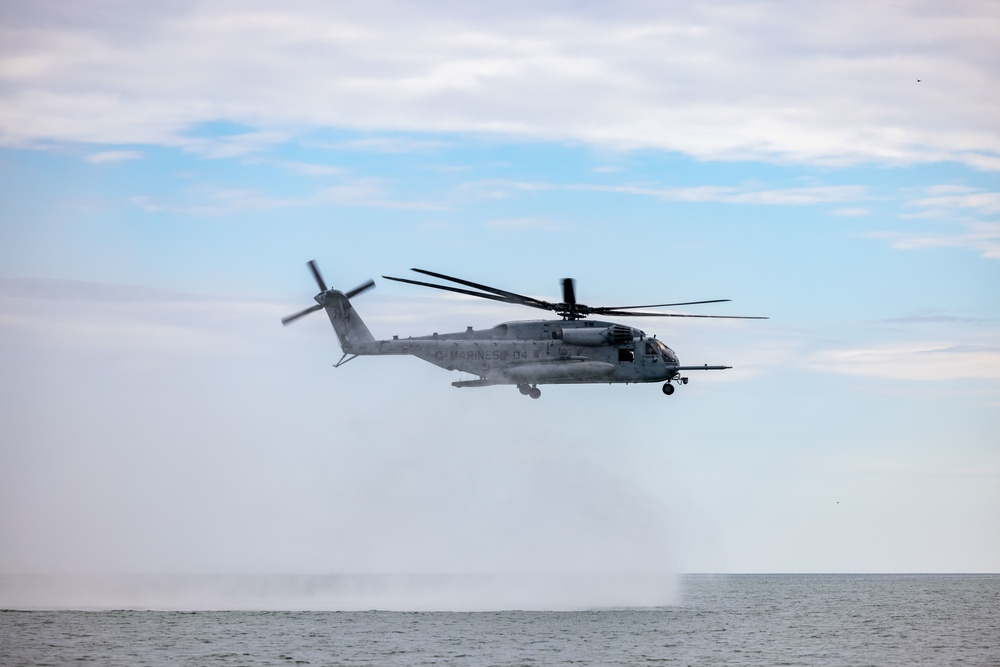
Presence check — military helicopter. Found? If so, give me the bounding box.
[282,261,766,398]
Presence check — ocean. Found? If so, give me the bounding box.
[2,574,998,666]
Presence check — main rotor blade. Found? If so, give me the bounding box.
[345,279,376,299]
[307,260,327,292]
[598,309,769,319]
[382,275,524,305]
[387,268,767,320]
[281,303,323,326]
[597,299,732,310]
[408,268,554,311]
[561,278,577,306]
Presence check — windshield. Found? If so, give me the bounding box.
[653,339,677,364]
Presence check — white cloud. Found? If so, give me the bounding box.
[318,178,448,210]
[0,278,283,355]
[125,174,449,214]
[86,149,142,164]
[830,207,870,217]
[1,1,997,168]
[871,222,1000,260]
[806,341,1000,382]
[130,187,297,214]
[909,191,1000,217]
[335,137,450,153]
[184,130,293,158]
[268,160,347,176]
[871,185,1000,259]
[460,179,867,206]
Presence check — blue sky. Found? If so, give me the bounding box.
[1,1,998,590]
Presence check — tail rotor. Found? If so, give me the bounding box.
[345,279,375,299]
[281,260,375,326]
[281,303,323,326]
[307,259,327,292]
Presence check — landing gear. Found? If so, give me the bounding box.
[662,374,689,396]
[517,383,541,399]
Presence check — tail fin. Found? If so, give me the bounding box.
[320,289,375,353]
[281,261,376,354]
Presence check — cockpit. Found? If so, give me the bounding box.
[646,339,678,365]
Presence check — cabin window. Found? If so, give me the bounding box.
[618,348,634,362]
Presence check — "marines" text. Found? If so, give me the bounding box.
[449,349,531,361]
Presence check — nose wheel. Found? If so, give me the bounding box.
[662,375,689,396]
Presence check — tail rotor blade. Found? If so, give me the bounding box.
[346,279,376,299]
[283,261,375,326]
[307,260,327,292]
[281,303,323,326]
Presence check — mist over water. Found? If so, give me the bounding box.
[1,282,687,610]
[0,574,679,611]
[0,401,684,610]
[1,385,684,610]
[0,415,682,610]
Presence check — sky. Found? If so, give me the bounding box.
[1,0,999,603]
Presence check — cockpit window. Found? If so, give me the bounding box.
[645,342,658,355]
[653,339,678,363]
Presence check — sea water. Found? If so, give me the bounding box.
[2,574,998,666]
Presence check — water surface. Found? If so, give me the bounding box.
[2,574,997,666]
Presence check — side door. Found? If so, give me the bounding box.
[639,339,663,380]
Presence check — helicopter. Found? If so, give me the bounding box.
[282,261,766,398]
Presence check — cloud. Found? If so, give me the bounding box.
[184,131,293,159]
[130,188,297,214]
[830,207,870,217]
[86,149,142,164]
[318,178,448,210]
[1,1,998,168]
[870,222,1000,260]
[460,179,867,206]
[904,188,1000,218]
[267,160,347,176]
[870,185,1000,260]
[797,457,1000,481]
[876,311,993,328]
[806,341,1000,382]
[0,278,282,355]
[335,137,450,153]
[126,175,447,214]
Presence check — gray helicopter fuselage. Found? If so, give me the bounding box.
[286,267,747,397]
[349,318,680,387]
